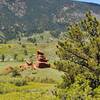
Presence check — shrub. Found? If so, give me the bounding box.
[40,77,56,83]
[10,78,27,86]
[10,69,21,77]
[24,49,28,55]
[8,45,11,48]
[21,44,26,48]
[1,54,5,62]
[13,53,18,60]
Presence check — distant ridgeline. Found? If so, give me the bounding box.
[0,0,100,40]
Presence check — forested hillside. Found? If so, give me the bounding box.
[0,0,100,40]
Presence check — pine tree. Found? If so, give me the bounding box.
[54,12,100,99]
[1,54,5,62]
[14,53,18,61]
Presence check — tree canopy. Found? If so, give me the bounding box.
[55,12,100,99]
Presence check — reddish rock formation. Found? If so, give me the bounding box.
[34,50,50,68]
[19,50,50,70]
[19,60,35,70]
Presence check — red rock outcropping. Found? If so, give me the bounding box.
[34,50,50,68]
[19,50,50,70]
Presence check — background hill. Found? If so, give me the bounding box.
[0,0,100,41]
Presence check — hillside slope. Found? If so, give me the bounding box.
[0,0,100,40]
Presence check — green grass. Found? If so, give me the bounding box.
[0,61,63,100]
[0,67,62,100]
[0,43,36,61]
[0,32,60,99]
[0,62,23,68]
[0,31,58,62]
[0,42,58,62]
[0,62,63,83]
[21,68,63,83]
[0,82,58,100]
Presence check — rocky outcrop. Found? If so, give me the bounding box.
[34,50,50,68]
[19,60,35,70]
[19,50,50,70]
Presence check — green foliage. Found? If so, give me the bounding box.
[55,12,100,99]
[50,30,60,38]
[0,67,63,99]
[10,78,27,86]
[1,54,5,62]
[24,49,28,55]
[0,79,57,100]
[10,67,21,77]
[0,44,36,62]
[13,53,18,60]
[0,40,58,62]
[21,44,26,48]
[40,35,44,40]
[27,37,37,43]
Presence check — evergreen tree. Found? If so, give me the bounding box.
[24,49,28,55]
[14,53,18,61]
[54,12,100,99]
[1,54,5,62]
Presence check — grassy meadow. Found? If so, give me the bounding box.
[0,33,63,100]
[0,62,63,100]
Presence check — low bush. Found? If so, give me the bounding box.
[10,78,28,86]
[10,69,21,77]
[40,77,56,83]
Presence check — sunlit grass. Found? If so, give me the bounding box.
[0,82,58,100]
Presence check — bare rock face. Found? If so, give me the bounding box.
[35,50,50,68]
